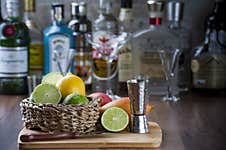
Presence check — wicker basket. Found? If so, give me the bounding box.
[20,98,100,134]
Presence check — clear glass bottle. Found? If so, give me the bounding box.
[24,0,44,76]
[92,0,119,93]
[43,3,75,74]
[132,0,180,96]
[0,0,30,94]
[191,0,226,90]
[68,2,92,87]
[118,0,134,94]
[167,1,192,92]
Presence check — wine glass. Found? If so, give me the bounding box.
[158,49,181,102]
[86,32,130,100]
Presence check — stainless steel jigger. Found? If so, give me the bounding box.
[127,78,149,133]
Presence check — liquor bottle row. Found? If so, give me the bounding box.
[0,0,190,95]
[0,0,225,95]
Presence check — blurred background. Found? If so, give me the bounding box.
[1,0,215,48]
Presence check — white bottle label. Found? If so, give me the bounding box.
[0,46,28,74]
[49,35,70,72]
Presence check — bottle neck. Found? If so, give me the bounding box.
[168,21,181,29]
[6,1,20,20]
[0,0,3,22]
[71,14,79,20]
[23,11,35,22]
[149,17,162,26]
[119,8,133,21]
[51,13,64,25]
[99,0,112,15]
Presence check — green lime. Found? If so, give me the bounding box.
[30,84,62,104]
[42,72,64,86]
[63,94,89,105]
[101,107,129,132]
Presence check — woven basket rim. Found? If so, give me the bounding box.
[21,97,101,107]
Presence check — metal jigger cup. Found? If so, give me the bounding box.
[127,77,149,133]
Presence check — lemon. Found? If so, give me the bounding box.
[101,107,129,132]
[56,74,86,98]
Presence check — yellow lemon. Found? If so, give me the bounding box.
[56,74,86,98]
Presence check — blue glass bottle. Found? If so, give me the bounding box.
[43,3,75,74]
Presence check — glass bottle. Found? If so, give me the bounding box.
[118,0,134,94]
[167,1,192,92]
[132,0,180,96]
[191,0,226,90]
[92,0,119,93]
[43,3,75,74]
[24,0,43,76]
[68,2,92,87]
[0,0,30,94]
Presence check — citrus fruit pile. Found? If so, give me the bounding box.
[29,72,153,133]
[30,72,88,105]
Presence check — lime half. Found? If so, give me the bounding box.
[101,107,129,132]
[63,94,89,105]
[42,72,64,86]
[30,84,62,104]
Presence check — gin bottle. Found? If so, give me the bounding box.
[92,0,119,92]
[24,0,44,75]
[43,3,75,74]
[132,0,180,95]
[191,0,226,90]
[167,1,192,92]
[118,0,134,93]
[0,0,30,94]
[68,2,92,86]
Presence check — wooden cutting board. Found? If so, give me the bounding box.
[18,122,162,149]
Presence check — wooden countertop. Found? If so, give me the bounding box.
[0,91,226,150]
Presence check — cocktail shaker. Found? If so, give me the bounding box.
[127,77,149,133]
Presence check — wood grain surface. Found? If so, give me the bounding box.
[0,91,226,150]
[18,122,162,149]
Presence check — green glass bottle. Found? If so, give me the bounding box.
[0,0,30,94]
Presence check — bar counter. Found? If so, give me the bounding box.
[0,90,226,150]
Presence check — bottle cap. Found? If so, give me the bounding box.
[71,2,79,16]
[121,0,133,8]
[79,2,87,16]
[167,1,183,22]
[147,0,165,18]
[51,3,64,21]
[24,0,35,12]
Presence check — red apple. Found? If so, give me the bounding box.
[88,92,112,106]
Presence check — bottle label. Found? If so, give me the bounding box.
[30,43,44,70]
[118,44,132,82]
[48,35,70,73]
[140,51,164,79]
[192,54,226,89]
[0,46,28,76]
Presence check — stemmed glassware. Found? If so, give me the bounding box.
[158,49,181,102]
[86,32,130,100]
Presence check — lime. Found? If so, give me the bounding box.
[101,107,129,132]
[30,84,62,104]
[63,94,89,105]
[42,72,64,86]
